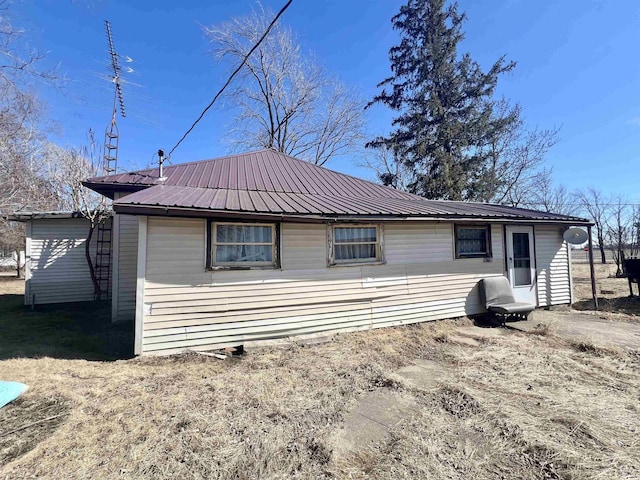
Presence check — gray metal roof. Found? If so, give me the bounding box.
[8,211,113,221]
[84,149,590,224]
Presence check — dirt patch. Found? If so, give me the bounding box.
[0,396,71,466]
[439,386,481,418]
[569,340,622,357]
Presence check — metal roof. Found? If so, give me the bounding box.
[84,149,590,224]
[8,211,113,221]
[85,149,419,201]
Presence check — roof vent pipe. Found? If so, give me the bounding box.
[158,149,167,181]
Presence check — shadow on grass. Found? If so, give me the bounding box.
[471,313,528,329]
[0,293,134,361]
[573,296,640,317]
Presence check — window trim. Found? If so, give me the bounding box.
[328,223,384,266]
[207,220,280,270]
[454,224,492,259]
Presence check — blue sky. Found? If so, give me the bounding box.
[11,0,640,203]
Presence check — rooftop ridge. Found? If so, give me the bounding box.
[87,148,425,202]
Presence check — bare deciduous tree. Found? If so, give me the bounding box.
[0,0,57,104]
[47,132,111,299]
[0,96,61,278]
[604,196,632,276]
[358,145,412,191]
[630,206,640,259]
[477,101,560,206]
[0,0,61,276]
[577,187,610,264]
[204,4,365,166]
[520,168,578,216]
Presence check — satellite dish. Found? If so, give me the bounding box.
[563,228,588,245]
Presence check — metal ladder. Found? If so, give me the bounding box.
[103,120,119,174]
[95,220,112,299]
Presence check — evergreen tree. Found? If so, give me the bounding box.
[367,0,516,201]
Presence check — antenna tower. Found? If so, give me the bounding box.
[103,20,127,175]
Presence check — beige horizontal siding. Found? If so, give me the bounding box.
[492,225,504,259]
[281,223,327,270]
[141,217,505,355]
[384,222,452,264]
[146,218,205,277]
[28,218,109,304]
[535,225,571,306]
[115,214,138,320]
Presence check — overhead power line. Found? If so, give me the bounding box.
[166,0,294,160]
[524,203,640,207]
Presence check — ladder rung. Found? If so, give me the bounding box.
[105,132,118,139]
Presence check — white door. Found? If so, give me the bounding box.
[505,226,537,305]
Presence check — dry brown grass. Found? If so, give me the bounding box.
[0,396,71,465]
[572,262,640,319]
[1,268,639,479]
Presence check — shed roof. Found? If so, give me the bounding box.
[85,149,591,225]
[8,211,112,221]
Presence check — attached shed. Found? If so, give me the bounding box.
[12,212,112,305]
[76,149,592,356]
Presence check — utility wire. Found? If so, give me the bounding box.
[522,203,640,207]
[166,0,294,160]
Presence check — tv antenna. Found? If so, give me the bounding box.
[103,20,129,175]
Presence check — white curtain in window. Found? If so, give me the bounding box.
[334,227,377,260]
[216,225,273,263]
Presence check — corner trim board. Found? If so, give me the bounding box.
[134,216,147,355]
[24,221,32,305]
[111,211,121,322]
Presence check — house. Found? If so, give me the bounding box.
[0,247,24,271]
[18,150,592,355]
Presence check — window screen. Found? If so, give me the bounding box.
[455,226,491,258]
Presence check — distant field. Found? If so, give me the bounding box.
[571,255,640,317]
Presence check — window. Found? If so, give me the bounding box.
[209,222,278,268]
[329,225,382,265]
[455,225,491,258]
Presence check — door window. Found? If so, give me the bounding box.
[512,232,531,286]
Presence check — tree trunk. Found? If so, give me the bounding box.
[599,246,607,264]
[14,249,21,279]
[84,222,101,300]
[597,231,607,264]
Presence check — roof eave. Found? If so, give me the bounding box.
[7,210,114,222]
[82,182,151,199]
[112,204,594,226]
